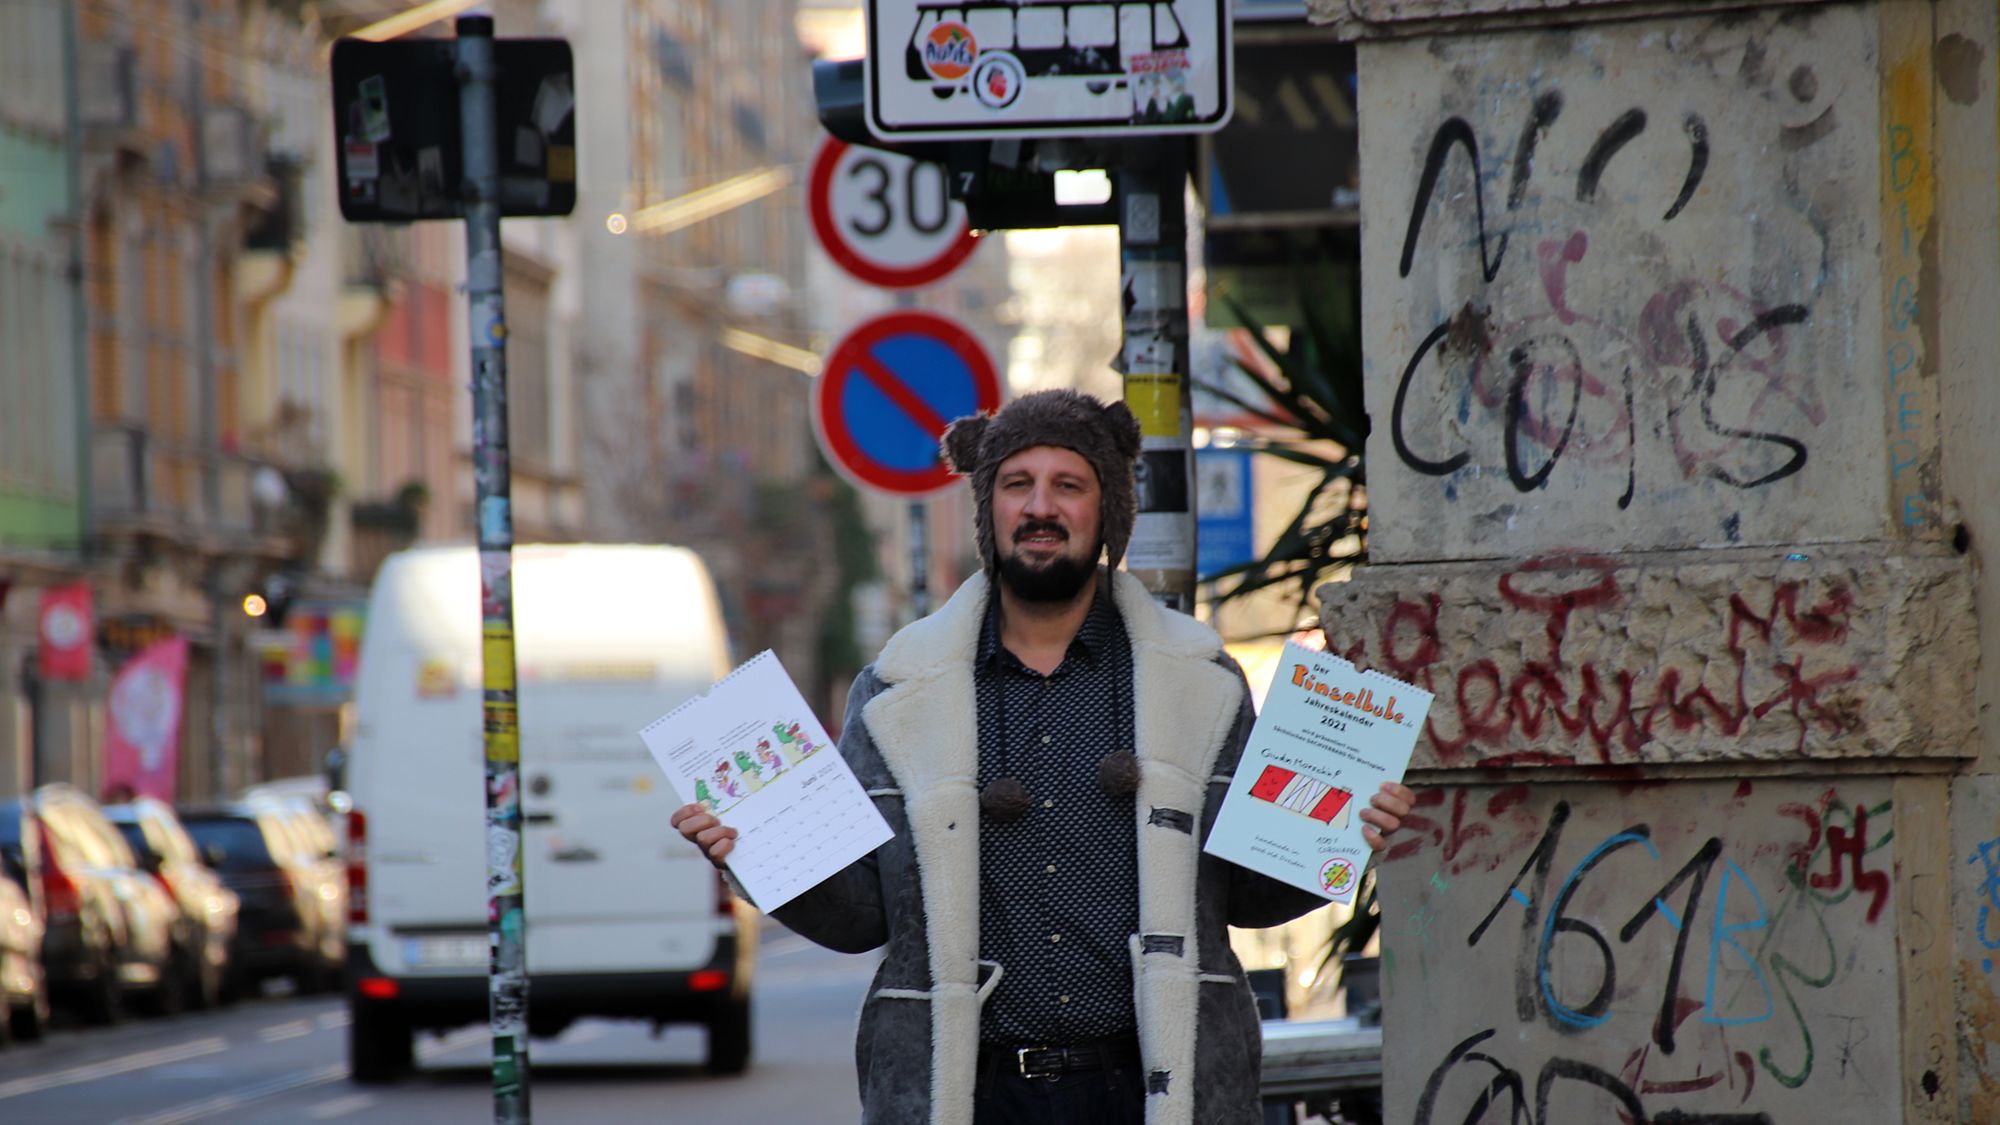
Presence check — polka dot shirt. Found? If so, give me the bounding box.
[974,590,1138,1047]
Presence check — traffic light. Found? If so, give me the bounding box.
[812,58,1117,231]
[243,570,302,626]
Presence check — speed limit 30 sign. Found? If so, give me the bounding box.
[807,137,980,289]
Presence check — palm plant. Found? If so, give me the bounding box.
[1196,263,1382,995]
[1194,265,1368,630]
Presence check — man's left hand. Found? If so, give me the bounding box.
[1360,782,1416,853]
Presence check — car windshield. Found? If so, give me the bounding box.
[182,817,276,871]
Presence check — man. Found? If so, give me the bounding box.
[673,390,1414,1125]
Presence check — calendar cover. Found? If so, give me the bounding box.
[1203,641,1432,903]
[639,651,892,911]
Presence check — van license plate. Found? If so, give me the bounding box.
[404,936,487,968]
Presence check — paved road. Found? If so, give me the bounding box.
[0,929,878,1124]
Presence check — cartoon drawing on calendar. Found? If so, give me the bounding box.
[754,738,786,776]
[1246,763,1353,827]
[711,760,750,806]
[733,748,767,791]
[697,723,826,816]
[771,720,821,764]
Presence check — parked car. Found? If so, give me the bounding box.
[30,785,182,1021]
[0,799,54,1040]
[104,797,241,1008]
[180,802,338,993]
[255,795,345,985]
[0,866,48,1046]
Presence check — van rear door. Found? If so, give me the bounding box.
[517,698,722,976]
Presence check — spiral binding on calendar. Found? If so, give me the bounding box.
[638,649,778,737]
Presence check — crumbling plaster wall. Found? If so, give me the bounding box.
[1325,547,1974,769]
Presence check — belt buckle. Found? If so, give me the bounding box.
[1016,1046,1059,1081]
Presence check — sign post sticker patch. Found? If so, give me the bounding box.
[920,21,977,81]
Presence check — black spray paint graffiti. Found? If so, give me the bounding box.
[1409,792,1894,1124]
[1392,96,1820,512]
[1415,1028,1776,1125]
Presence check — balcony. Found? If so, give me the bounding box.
[92,424,294,554]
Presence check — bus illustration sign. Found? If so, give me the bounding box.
[865,1,1232,140]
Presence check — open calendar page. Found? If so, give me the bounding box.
[1203,641,1433,904]
[639,651,892,911]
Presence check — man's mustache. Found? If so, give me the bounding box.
[1013,520,1069,543]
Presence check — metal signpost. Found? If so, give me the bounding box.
[331,17,575,1122]
[1115,143,1198,610]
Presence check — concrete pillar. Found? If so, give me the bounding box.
[1312,1,1990,1120]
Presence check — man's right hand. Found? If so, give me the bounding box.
[670,803,738,868]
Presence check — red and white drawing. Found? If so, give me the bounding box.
[1248,764,1353,825]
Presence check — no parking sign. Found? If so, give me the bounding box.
[813,310,1003,497]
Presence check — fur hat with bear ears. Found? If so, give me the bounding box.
[941,389,1144,577]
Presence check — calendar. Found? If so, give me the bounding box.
[639,651,893,911]
[1203,641,1432,904]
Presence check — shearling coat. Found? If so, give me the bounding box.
[772,570,1328,1125]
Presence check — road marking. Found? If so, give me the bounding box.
[258,1019,315,1042]
[304,1093,375,1120]
[114,1063,345,1125]
[317,1010,351,1030]
[100,1019,489,1125]
[0,1037,230,1100]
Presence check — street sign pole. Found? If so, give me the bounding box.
[1118,143,1197,612]
[456,15,531,1123]
[908,501,930,619]
[893,293,932,621]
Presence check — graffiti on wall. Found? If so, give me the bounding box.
[1392,105,1818,509]
[1329,555,1878,768]
[1362,7,1887,560]
[1383,779,1898,1124]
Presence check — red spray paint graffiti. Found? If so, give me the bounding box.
[1348,558,1863,765]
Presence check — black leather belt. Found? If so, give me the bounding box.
[985,1037,1140,1080]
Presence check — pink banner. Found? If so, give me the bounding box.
[38,583,95,683]
[103,635,189,804]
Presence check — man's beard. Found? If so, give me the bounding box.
[998,522,1100,602]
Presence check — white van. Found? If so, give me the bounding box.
[343,544,753,1082]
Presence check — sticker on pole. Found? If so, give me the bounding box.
[808,138,980,289]
[814,310,1003,497]
[865,1,1233,140]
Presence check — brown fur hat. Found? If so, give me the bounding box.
[941,389,1143,575]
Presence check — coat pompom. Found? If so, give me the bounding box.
[980,776,1033,824]
[1096,750,1141,797]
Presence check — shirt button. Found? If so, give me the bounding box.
[1060,995,1071,1004]
[1043,799,1055,809]
[1045,864,1056,874]
[1041,734,1051,745]
[1049,933,1062,943]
